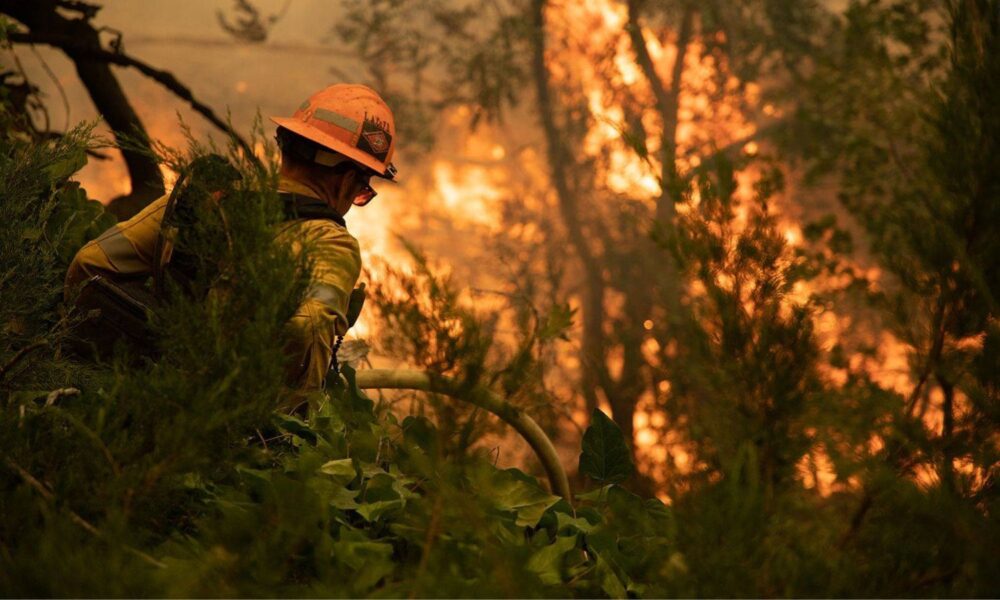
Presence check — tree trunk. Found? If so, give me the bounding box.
[529,0,607,422]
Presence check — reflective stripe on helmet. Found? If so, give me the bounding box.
[312,108,359,136]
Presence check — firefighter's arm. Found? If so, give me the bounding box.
[283,221,363,389]
[64,195,168,293]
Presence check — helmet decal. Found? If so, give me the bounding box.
[357,114,392,161]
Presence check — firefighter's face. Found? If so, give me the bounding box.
[286,157,376,217]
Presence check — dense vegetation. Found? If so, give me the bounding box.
[0,129,671,597]
[1,0,999,597]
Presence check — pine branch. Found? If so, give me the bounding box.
[2,458,166,569]
[0,340,48,382]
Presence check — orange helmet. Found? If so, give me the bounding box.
[270,83,397,180]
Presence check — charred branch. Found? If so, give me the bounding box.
[1,0,164,217]
[6,31,255,164]
[626,0,694,222]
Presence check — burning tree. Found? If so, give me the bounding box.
[331,0,1000,592]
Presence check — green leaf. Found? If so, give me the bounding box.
[401,415,437,452]
[539,302,576,341]
[526,534,579,585]
[44,147,87,182]
[236,466,272,494]
[594,553,628,599]
[355,499,405,522]
[555,512,595,535]
[340,364,375,417]
[329,486,360,510]
[490,468,561,527]
[579,409,635,484]
[320,458,357,484]
[331,530,394,590]
[272,413,318,444]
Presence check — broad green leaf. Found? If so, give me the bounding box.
[595,553,628,599]
[331,530,394,590]
[272,413,318,444]
[320,458,357,484]
[355,498,405,522]
[359,461,386,479]
[236,466,272,494]
[579,409,634,484]
[491,468,561,528]
[44,147,87,182]
[329,486,360,510]
[401,415,437,452]
[340,364,375,417]
[526,534,578,585]
[555,512,595,535]
[576,485,613,503]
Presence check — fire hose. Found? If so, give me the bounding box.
[353,369,573,503]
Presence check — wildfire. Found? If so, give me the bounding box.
[60,0,944,497]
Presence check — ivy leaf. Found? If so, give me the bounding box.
[331,530,394,591]
[44,146,87,182]
[579,409,634,485]
[355,499,405,522]
[526,534,579,585]
[329,486,360,510]
[555,512,595,535]
[490,468,561,527]
[272,413,318,445]
[320,458,357,485]
[338,364,375,423]
[594,552,628,599]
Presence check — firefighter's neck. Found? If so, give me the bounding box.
[280,161,355,217]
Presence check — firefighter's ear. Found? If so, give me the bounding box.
[338,168,357,196]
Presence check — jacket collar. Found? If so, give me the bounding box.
[278,176,346,227]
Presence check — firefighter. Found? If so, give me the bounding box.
[65,83,398,390]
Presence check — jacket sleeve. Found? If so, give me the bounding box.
[64,195,168,294]
[281,220,363,390]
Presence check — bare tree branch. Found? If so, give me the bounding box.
[6,31,254,160]
[626,0,694,222]
[0,0,163,217]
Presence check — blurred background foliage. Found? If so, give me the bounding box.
[1,0,999,596]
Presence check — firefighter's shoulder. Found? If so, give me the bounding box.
[284,218,361,271]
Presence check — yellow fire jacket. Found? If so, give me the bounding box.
[65,175,362,390]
